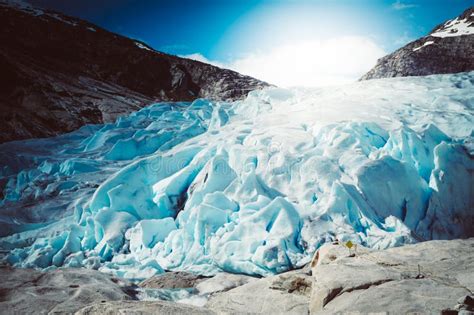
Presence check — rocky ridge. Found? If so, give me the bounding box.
[361,7,474,80]
[0,1,269,143]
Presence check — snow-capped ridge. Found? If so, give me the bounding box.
[361,7,474,80]
[431,11,474,38]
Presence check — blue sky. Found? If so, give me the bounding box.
[30,0,474,86]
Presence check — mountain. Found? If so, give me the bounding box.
[361,7,474,80]
[0,1,269,143]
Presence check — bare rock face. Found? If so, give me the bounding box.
[361,7,474,80]
[0,267,135,314]
[206,269,312,314]
[0,267,217,314]
[138,271,209,289]
[1,239,473,314]
[0,1,269,143]
[196,272,258,295]
[75,300,216,315]
[309,239,474,314]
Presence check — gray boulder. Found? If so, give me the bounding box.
[310,239,474,314]
[0,267,135,314]
[207,269,312,314]
[75,300,215,315]
[138,271,209,289]
[196,272,258,295]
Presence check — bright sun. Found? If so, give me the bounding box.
[227,37,386,87]
[185,3,387,87]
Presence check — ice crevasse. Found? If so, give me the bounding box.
[1,72,473,280]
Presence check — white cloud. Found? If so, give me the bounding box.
[183,36,386,88]
[391,1,418,10]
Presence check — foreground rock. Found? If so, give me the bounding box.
[207,268,312,314]
[196,272,258,295]
[1,239,473,314]
[0,267,216,314]
[135,271,258,308]
[139,271,209,289]
[310,239,474,314]
[76,300,215,315]
[0,1,268,143]
[0,267,134,314]
[361,7,474,80]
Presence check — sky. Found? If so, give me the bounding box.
[30,0,474,87]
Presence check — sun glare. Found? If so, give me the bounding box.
[227,37,385,87]
[197,3,387,87]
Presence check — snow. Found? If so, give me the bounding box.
[1,1,99,31]
[48,13,78,26]
[0,0,44,16]
[413,40,434,51]
[1,72,473,279]
[135,42,153,52]
[431,17,474,38]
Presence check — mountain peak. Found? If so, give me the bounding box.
[0,0,269,143]
[360,6,474,80]
[430,7,474,38]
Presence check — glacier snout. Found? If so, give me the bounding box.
[1,72,473,279]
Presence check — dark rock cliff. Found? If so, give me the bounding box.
[361,7,474,80]
[0,1,269,143]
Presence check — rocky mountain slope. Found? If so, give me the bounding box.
[361,7,474,80]
[1,239,473,314]
[0,1,268,143]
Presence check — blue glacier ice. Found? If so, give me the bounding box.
[1,72,473,280]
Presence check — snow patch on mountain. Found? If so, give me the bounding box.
[135,42,153,52]
[413,40,434,51]
[431,16,474,38]
[1,72,473,279]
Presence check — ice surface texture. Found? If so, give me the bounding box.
[1,72,473,279]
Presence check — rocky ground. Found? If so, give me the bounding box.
[309,239,474,314]
[1,238,473,314]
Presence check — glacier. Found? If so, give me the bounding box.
[0,72,473,280]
